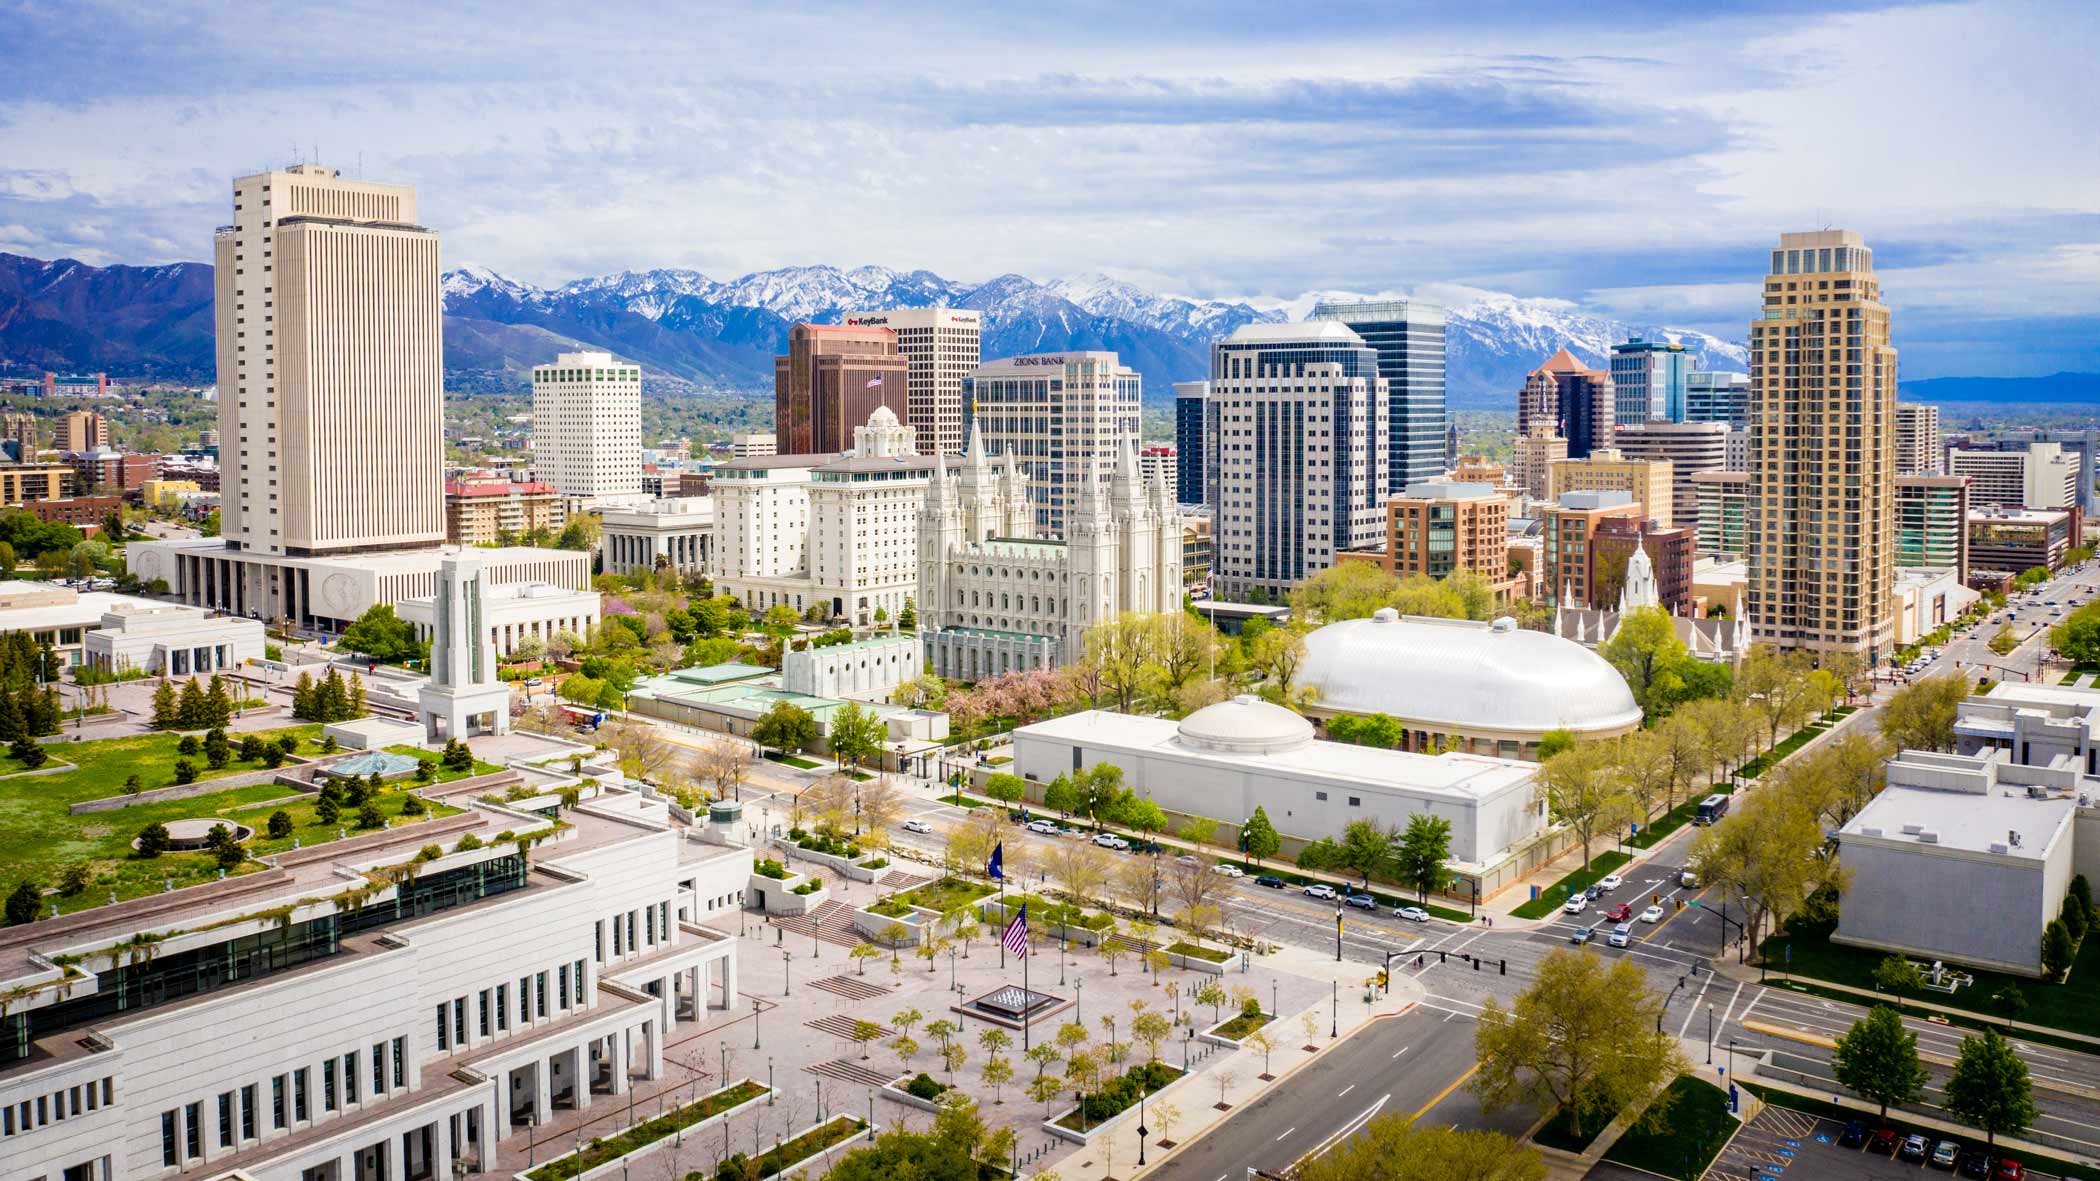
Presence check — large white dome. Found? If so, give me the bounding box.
[1176,694,1316,755]
[1299,609,1642,737]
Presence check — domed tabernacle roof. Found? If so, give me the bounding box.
[1176,694,1315,755]
[1299,609,1641,737]
[866,405,899,427]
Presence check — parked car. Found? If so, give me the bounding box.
[1994,1159,2025,1181]
[1958,1150,1994,1178]
[1597,873,1624,891]
[1868,1127,1899,1155]
[1932,1140,1960,1169]
[1901,1134,1931,1163]
[1678,870,1700,888]
[1256,875,1286,889]
[1837,1122,1867,1149]
[1303,883,1338,900]
[1093,834,1131,851]
[1025,819,1058,834]
[1394,906,1431,923]
[902,818,934,834]
[1212,864,1245,878]
[1562,896,1589,915]
[1607,923,1632,948]
[1584,883,1606,901]
[1175,854,1202,866]
[1639,905,1665,923]
[1570,926,1594,945]
[1345,892,1377,910]
[1604,903,1634,924]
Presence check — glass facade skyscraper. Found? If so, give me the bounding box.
[1609,337,1692,425]
[1173,380,1210,506]
[1308,299,1447,492]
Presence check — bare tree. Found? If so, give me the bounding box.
[1054,843,1114,907]
[602,719,675,783]
[698,737,752,801]
[857,774,904,841]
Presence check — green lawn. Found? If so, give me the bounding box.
[893,876,995,913]
[382,745,505,782]
[1212,857,1472,921]
[763,751,820,770]
[1209,1009,1273,1040]
[1533,1105,1612,1153]
[1628,786,1734,850]
[1511,850,1634,919]
[1166,940,1229,962]
[1602,1076,1735,1180]
[0,724,464,916]
[1759,916,2100,1038]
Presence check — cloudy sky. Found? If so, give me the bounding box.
[2,0,2094,378]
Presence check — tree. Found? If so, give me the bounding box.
[981,1052,1014,1104]
[3,880,38,926]
[1872,954,1922,998]
[2051,601,2100,665]
[1470,949,1686,1139]
[1041,773,1080,818]
[1735,644,1818,748]
[1536,742,1633,871]
[1177,814,1219,850]
[1611,728,1674,826]
[202,727,230,770]
[1944,1028,2038,1157]
[827,701,885,773]
[1308,818,1392,890]
[751,701,817,754]
[172,758,197,785]
[1879,676,1969,752]
[1155,612,1223,694]
[1989,624,2020,656]
[10,734,46,769]
[1024,1041,1061,1079]
[338,604,426,665]
[1693,787,1836,951]
[1599,605,1692,716]
[1249,626,1309,695]
[983,772,1027,808]
[2043,918,2074,978]
[1295,1114,1545,1181]
[1241,805,1281,864]
[151,678,178,728]
[1535,729,1576,761]
[267,810,294,839]
[1393,814,1452,904]
[1832,1005,1929,1119]
[698,737,752,802]
[1082,613,1161,713]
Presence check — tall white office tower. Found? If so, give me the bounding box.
[1207,322,1389,602]
[966,351,1141,537]
[841,307,981,456]
[1896,403,1941,475]
[532,351,643,506]
[215,164,444,555]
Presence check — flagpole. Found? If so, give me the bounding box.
[1023,915,1031,1051]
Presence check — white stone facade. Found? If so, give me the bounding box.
[399,579,600,660]
[600,497,713,577]
[531,351,643,505]
[81,600,268,679]
[919,431,1182,680]
[781,632,920,699]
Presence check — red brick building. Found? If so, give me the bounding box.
[1589,516,1695,613]
[772,324,910,454]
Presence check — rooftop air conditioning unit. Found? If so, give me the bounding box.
[1861,827,1884,837]
[1989,842,2011,854]
[1901,824,1924,835]
[1917,831,1939,843]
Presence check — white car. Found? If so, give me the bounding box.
[1639,905,1665,923]
[1212,864,1245,878]
[1607,923,1633,948]
[1303,883,1338,900]
[1597,873,1624,891]
[1394,906,1431,923]
[1176,854,1202,866]
[1025,820,1060,835]
[1562,896,1588,915]
[1093,834,1130,851]
[902,818,934,834]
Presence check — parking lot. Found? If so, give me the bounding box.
[1707,1102,2082,1181]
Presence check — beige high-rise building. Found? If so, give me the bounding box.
[1896,403,1940,475]
[1611,421,1728,530]
[842,307,981,456]
[215,164,444,556]
[54,411,108,452]
[1748,229,1897,658]
[1548,449,1672,528]
[967,351,1141,538]
[1510,421,1568,500]
[531,350,643,505]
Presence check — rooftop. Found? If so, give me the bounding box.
[1843,773,2075,861]
[1222,320,1367,346]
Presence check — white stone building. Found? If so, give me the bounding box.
[918,433,1181,680]
[398,579,600,662]
[1013,696,1548,897]
[599,498,713,578]
[781,632,920,700]
[531,351,643,507]
[0,777,752,1181]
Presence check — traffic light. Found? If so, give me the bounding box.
[1675,898,1686,911]
[1653,892,1662,906]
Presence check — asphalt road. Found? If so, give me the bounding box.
[1140,1005,1528,1181]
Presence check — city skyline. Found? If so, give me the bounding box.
[1,2,2095,382]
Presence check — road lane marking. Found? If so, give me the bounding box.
[1413,1064,1480,1119]
[1294,1093,1391,1169]
[1337,1084,1354,1097]
[1276,1126,1296,1140]
[1393,1045,1411,1058]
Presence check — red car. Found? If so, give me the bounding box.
[1867,1128,1899,1155]
[1604,903,1633,924]
[1995,1159,2025,1180]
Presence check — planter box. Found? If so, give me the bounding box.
[879,1077,953,1114]
[779,885,828,913]
[1197,1012,1273,1049]
[1168,948,1243,975]
[1040,1066,1192,1145]
[852,904,934,946]
[749,870,811,916]
[754,1116,873,1180]
[978,898,1113,947]
[513,1079,769,1181]
[773,838,883,884]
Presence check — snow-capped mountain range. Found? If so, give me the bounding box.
[437,263,1747,404]
[0,251,1746,404]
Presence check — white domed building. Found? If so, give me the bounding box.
[1297,609,1643,760]
[1012,693,1550,897]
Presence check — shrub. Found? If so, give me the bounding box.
[320,734,339,754]
[11,734,47,769]
[214,839,247,870]
[456,833,484,852]
[1240,996,1263,1018]
[792,879,822,895]
[1990,983,2028,1018]
[415,760,435,784]
[315,797,340,825]
[903,1072,947,1100]
[356,804,385,830]
[239,735,267,762]
[754,858,788,880]
[203,728,231,770]
[400,794,427,817]
[177,734,199,756]
[416,844,444,862]
[1078,1061,1178,1121]
[136,822,171,857]
[172,758,198,785]
[263,744,287,769]
[2066,899,2089,944]
[123,773,142,795]
[58,863,91,896]
[4,880,39,926]
[266,810,294,839]
[2043,918,2074,978]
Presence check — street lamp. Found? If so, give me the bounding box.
[1707,1003,1715,1064]
[1334,902,1343,962]
[781,949,791,997]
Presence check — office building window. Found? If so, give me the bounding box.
[184,1101,202,1160]
[373,1043,388,1094]
[218,1091,235,1147]
[241,1083,257,1141]
[344,1050,358,1104]
[322,1057,338,1111]
[393,1036,406,1089]
[272,1076,287,1129]
[293,1068,309,1122]
[436,1003,449,1050]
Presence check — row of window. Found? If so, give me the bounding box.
[3,1076,112,1139]
[435,960,588,1053]
[157,1038,404,1168]
[596,900,674,961]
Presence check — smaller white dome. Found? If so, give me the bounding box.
[867,405,899,427]
[1176,695,1315,755]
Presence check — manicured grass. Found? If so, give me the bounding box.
[235,785,462,858]
[1739,1083,2095,1180]
[1602,1076,1734,1180]
[763,751,820,770]
[1166,940,1229,962]
[1533,1105,1612,1153]
[1758,916,2100,1039]
[940,792,1001,809]
[893,876,995,913]
[1511,850,1633,920]
[528,1080,769,1181]
[1627,786,1735,850]
[703,1115,867,1180]
[864,897,914,918]
[0,750,78,776]
[0,724,329,913]
[382,745,505,782]
[1213,857,1472,921]
[1208,1010,1273,1041]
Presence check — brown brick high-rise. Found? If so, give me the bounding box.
[1748,230,1897,659]
[773,324,910,455]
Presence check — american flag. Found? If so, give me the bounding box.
[1001,904,1029,959]
[864,376,884,388]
